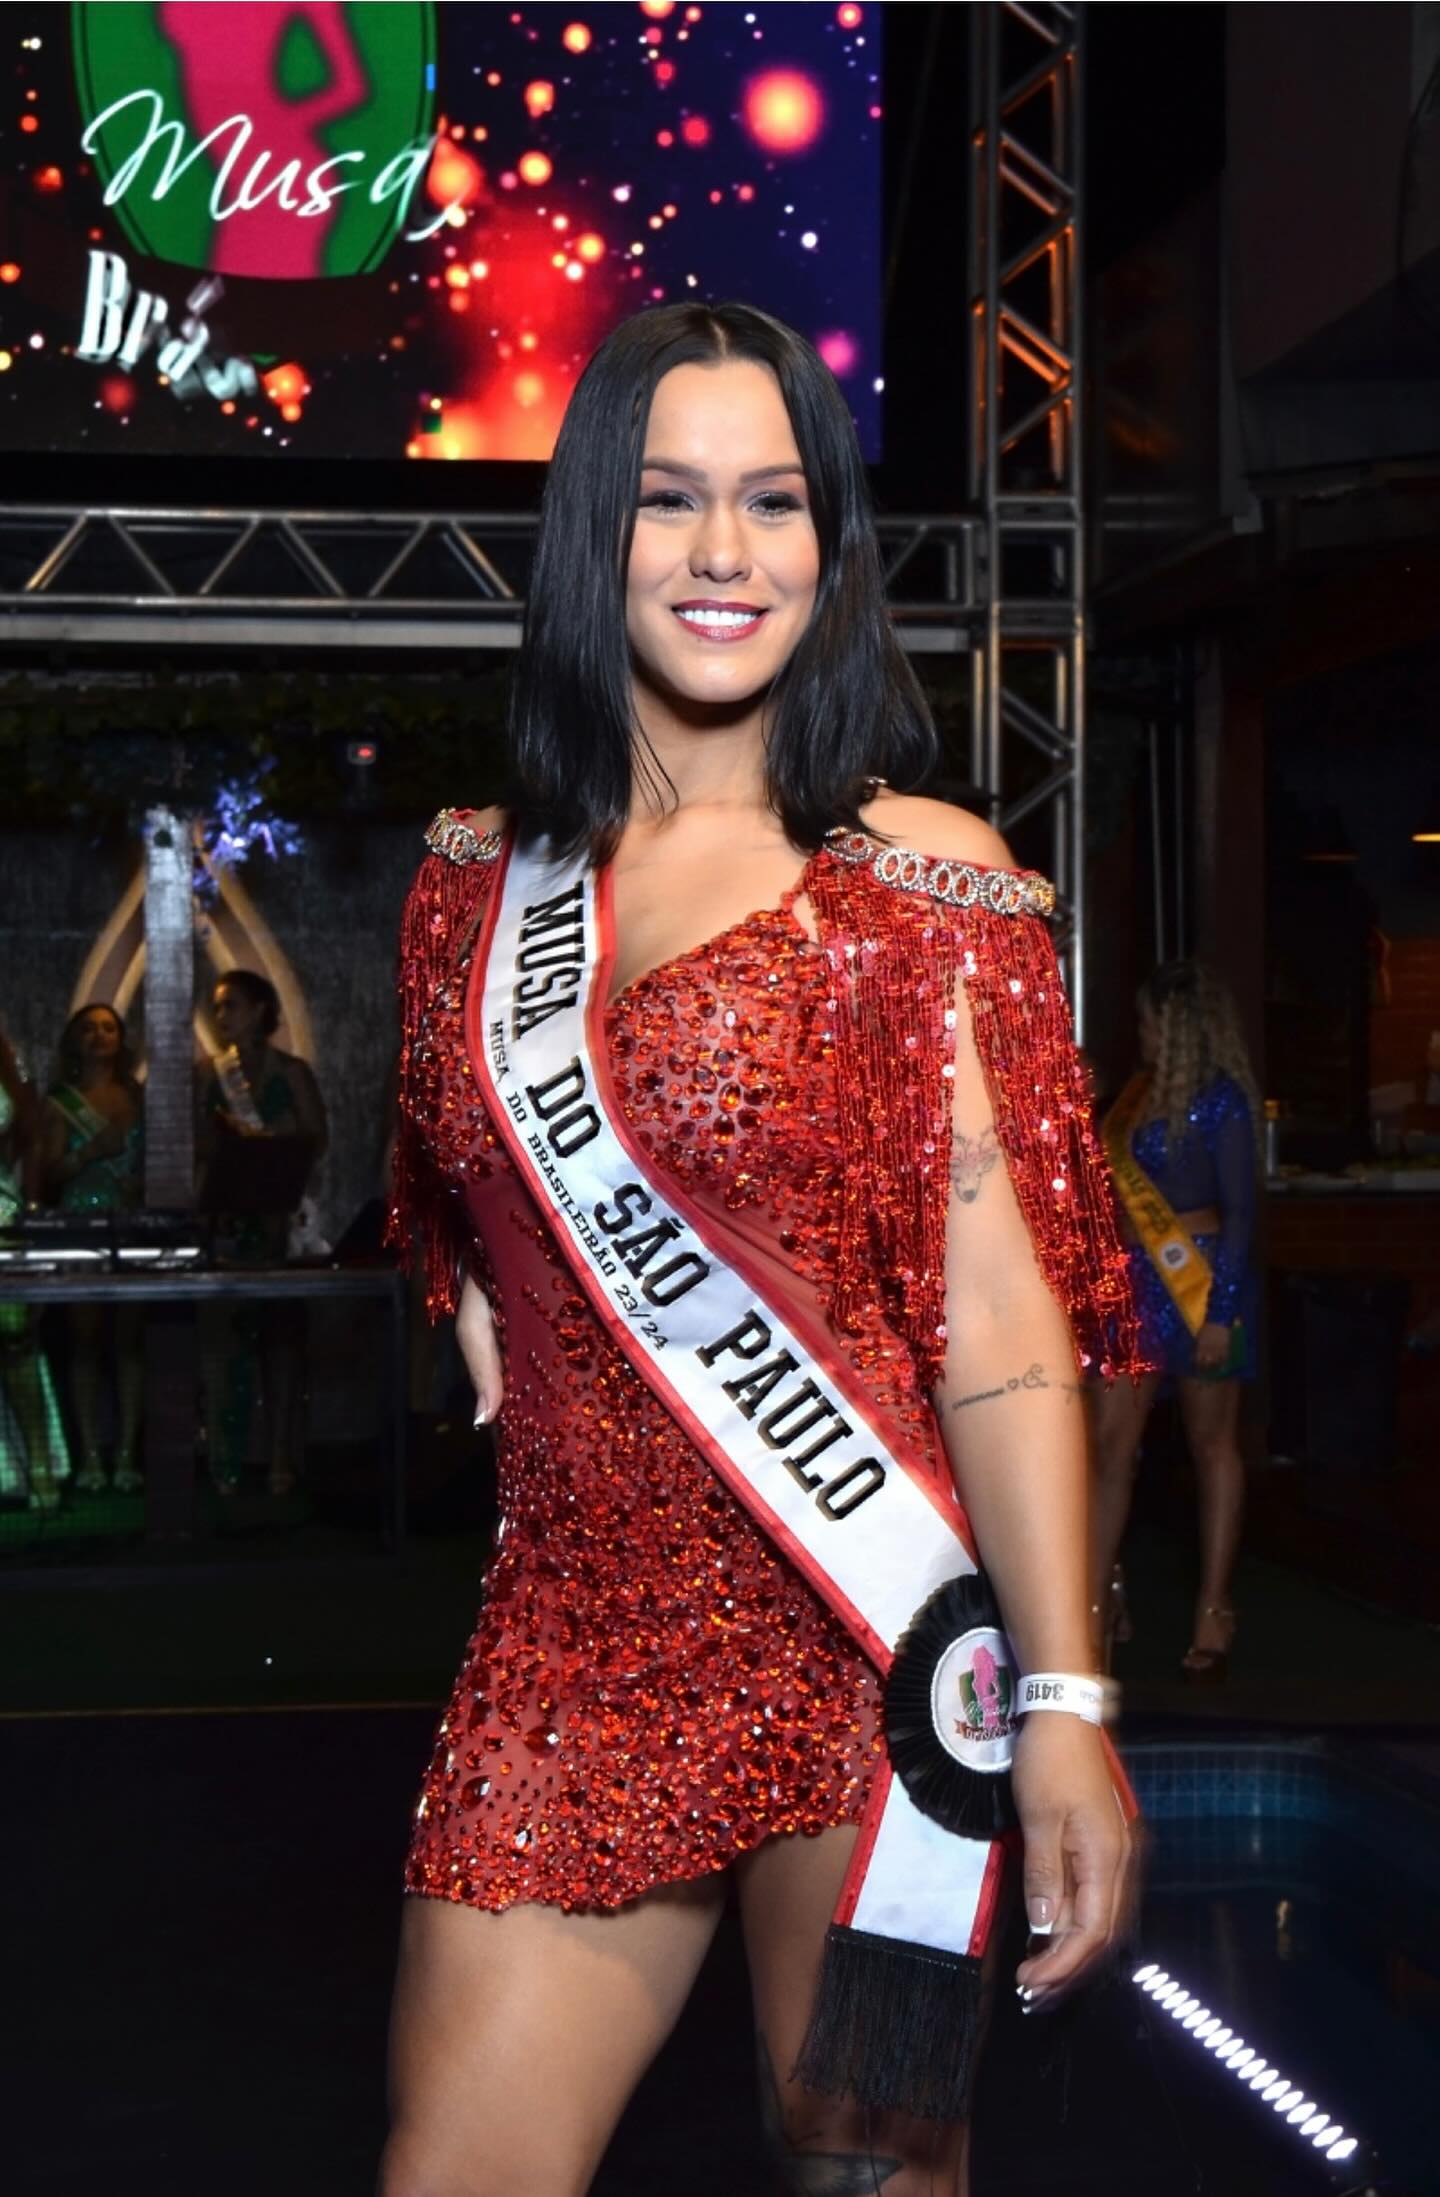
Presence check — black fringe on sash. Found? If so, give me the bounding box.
[793,1924,985,2125]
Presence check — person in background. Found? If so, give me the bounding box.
[1090,961,1261,1681]
[196,970,328,1496]
[0,1021,71,1511]
[41,1003,145,1495]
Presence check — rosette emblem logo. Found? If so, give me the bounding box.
[72,0,444,280]
[956,1640,1014,1737]
[928,1626,1018,1776]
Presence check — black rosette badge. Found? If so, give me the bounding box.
[884,1574,1019,1839]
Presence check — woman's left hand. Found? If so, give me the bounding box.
[1193,1320,1233,1371]
[1011,1713,1135,2006]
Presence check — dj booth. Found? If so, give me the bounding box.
[0,1207,408,1552]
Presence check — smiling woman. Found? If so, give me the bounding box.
[380,301,1142,2197]
[507,301,934,867]
[628,367,819,717]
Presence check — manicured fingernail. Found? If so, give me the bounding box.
[1028,1897,1055,1929]
[473,1398,491,1428]
[1028,1919,1055,1937]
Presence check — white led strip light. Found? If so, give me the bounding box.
[1133,1962,1364,2169]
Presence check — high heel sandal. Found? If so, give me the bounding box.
[1181,1605,1236,1684]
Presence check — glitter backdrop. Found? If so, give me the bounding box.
[0,2,883,462]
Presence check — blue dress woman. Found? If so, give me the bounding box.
[1091,961,1261,1680]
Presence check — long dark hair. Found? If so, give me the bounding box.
[509,300,937,861]
[53,1002,141,1095]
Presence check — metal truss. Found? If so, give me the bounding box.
[0,4,1091,1001]
[0,503,982,656]
[968,0,1087,1022]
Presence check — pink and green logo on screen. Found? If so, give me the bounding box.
[72,1,439,280]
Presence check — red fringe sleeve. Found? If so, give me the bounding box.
[810,851,1143,1390]
[959,905,1144,1380]
[385,815,499,1322]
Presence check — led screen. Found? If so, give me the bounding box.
[0,1,884,461]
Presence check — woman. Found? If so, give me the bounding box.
[382,303,1143,2197]
[42,1003,144,1494]
[196,969,328,1495]
[1092,961,1261,1680]
[200,970,327,1188]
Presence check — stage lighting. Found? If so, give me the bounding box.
[1130,1958,1379,2184]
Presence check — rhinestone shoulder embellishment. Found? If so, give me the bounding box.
[825,827,1056,918]
[425,808,505,866]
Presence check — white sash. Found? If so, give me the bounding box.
[466,830,1012,1966]
[212,1045,266,1132]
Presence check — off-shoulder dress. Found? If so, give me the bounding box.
[389,814,1137,1913]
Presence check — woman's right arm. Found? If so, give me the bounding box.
[456,1275,505,1424]
[387,805,505,1326]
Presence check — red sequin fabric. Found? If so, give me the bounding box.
[389,816,1140,1914]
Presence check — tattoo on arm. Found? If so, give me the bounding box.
[755,2029,905,2193]
[945,1362,1082,1415]
[949,1123,1001,1205]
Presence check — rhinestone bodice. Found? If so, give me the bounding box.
[403,858,936,1912]
[397,822,1136,1914]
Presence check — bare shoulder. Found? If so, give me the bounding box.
[858,789,1016,870]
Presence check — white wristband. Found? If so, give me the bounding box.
[1017,1672,1106,1726]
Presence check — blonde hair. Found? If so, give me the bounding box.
[1141,961,1262,1158]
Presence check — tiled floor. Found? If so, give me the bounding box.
[13,1704,1414,2197]
[5,1520,1439,2193]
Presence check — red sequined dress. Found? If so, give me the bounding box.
[390,812,1138,1914]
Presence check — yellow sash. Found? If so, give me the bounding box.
[1102,1075,1213,1336]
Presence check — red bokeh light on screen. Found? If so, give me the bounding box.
[427,140,484,212]
[680,115,709,145]
[741,70,825,153]
[262,361,310,410]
